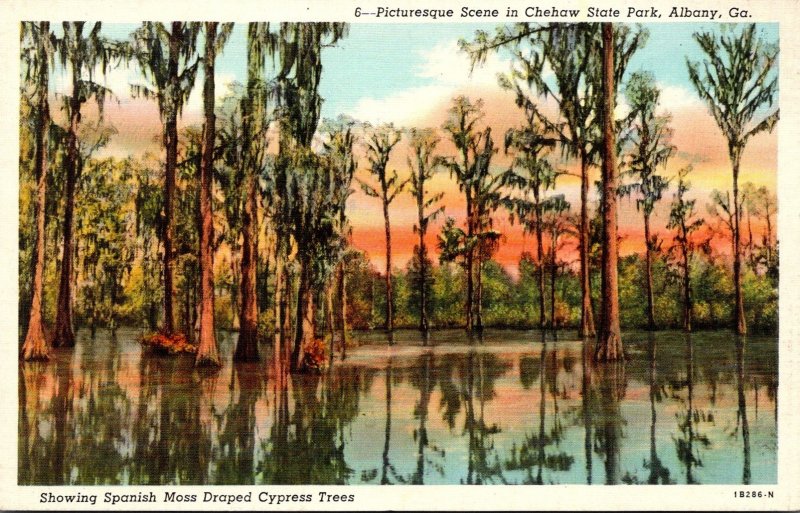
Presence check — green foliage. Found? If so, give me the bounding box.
[342,251,380,329]
[330,251,777,333]
[481,260,526,327]
[430,263,465,328]
[743,268,778,333]
[74,158,136,329]
[406,252,435,324]
[691,256,734,329]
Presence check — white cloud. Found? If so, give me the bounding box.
[658,83,704,113]
[613,83,703,122]
[351,84,452,126]
[350,39,515,126]
[415,39,510,89]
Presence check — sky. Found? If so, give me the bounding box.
[45,22,779,273]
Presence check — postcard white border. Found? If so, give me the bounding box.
[1,0,798,510]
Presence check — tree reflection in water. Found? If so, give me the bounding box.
[381,359,393,484]
[735,337,751,485]
[215,362,265,484]
[645,333,672,484]
[72,333,132,484]
[17,329,777,485]
[408,352,443,484]
[461,347,507,484]
[673,333,712,484]
[595,359,626,485]
[19,361,47,484]
[259,352,367,484]
[581,338,594,485]
[506,332,574,484]
[132,354,209,484]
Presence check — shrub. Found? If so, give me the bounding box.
[301,337,328,374]
[141,331,197,355]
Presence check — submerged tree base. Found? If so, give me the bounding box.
[595,333,625,362]
[20,346,49,361]
[195,354,222,368]
[21,323,50,361]
[233,333,259,362]
[52,326,76,349]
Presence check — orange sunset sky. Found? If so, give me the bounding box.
[56,22,777,274]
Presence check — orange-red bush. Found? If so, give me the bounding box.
[141,331,197,355]
[301,337,328,373]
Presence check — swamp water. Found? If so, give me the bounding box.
[18,328,776,485]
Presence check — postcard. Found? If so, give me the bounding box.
[1,0,799,510]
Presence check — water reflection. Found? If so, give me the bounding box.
[381,360,392,484]
[19,329,777,485]
[410,353,435,484]
[507,333,574,485]
[736,338,751,485]
[582,339,593,485]
[646,334,672,484]
[216,363,265,484]
[675,334,704,483]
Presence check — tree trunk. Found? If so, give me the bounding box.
[196,22,221,367]
[475,250,484,332]
[535,198,546,329]
[579,150,596,338]
[418,189,429,334]
[273,253,284,360]
[419,244,429,335]
[732,154,747,334]
[383,199,393,336]
[162,115,178,335]
[237,167,259,360]
[183,278,191,337]
[161,27,181,335]
[89,289,97,338]
[53,64,81,349]
[644,213,656,330]
[550,229,558,333]
[291,260,313,372]
[682,241,692,332]
[21,23,51,361]
[238,23,269,360]
[281,264,292,362]
[465,194,474,332]
[747,206,755,270]
[257,249,270,314]
[765,203,773,269]
[326,283,335,366]
[596,23,624,362]
[337,262,348,359]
